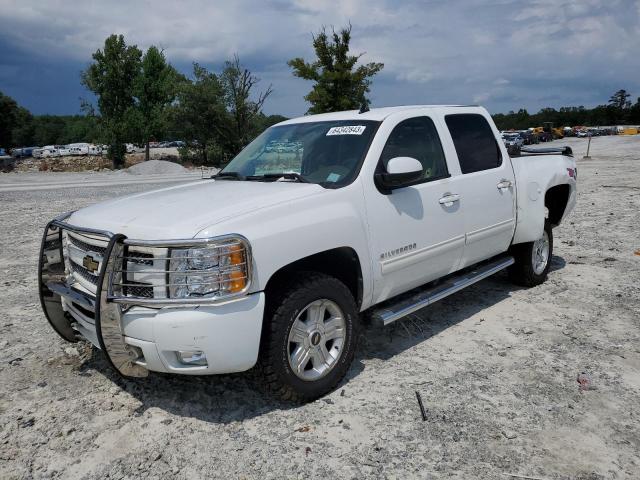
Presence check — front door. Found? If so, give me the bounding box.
[364,115,466,304]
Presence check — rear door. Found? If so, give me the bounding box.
[442,112,516,268]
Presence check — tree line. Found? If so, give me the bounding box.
[492,90,640,131]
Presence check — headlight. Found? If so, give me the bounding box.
[168,238,250,299]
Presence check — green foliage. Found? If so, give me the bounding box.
[0,92,21,149]
[0,90,100,149]
[82,34,142,167]
[221,55,273,150]
[492,90,640,130]
[172,58,277,167]
[608,89,631,110]
[172,63,232,167]
[11,106,35,147]
[134,46,180,160]
[288,24,384,114]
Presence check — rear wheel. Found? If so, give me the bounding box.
[260,273,359,401]
[508,222,553,287]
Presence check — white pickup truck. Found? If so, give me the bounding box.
[39,105,576,401]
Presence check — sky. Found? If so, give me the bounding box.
[0,0,639,118]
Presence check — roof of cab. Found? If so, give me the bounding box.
[276,105,481,125]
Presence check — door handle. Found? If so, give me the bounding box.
[497,179,513,190]
[439,193,460,206]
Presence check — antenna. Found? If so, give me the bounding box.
[359,102,370,114]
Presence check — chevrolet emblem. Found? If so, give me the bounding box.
[82,255,99,273]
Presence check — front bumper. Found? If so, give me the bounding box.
[38,213,264,377]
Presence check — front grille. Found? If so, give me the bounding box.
[64,231,164,301]
[123,282,154,298]
[126,251,154,266]
[44,238,59,251]
[68,234,107,255]
[70,259,99,285]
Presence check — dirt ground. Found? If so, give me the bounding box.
[0,135,639,479]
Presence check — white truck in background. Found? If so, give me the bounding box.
[39,105,576,401]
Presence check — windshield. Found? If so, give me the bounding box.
[220,120,380,187]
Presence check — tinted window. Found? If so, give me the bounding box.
[379,116,448,182]
[445,114,502,174]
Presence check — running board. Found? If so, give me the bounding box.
[370,255,514,326]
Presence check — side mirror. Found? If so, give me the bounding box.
[375,156,423,192]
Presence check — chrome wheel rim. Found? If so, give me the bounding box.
[532,230,550,275]
[287,299,346,381]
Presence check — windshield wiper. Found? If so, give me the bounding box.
[246,172,310,183]
[213,171,245,180]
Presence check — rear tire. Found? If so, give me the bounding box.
[508,222,553,287]
[260,272,359,402]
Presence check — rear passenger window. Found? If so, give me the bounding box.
[445,114,502,174]
[379,116,448,182]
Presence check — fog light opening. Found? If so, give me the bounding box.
[176,350,208,366]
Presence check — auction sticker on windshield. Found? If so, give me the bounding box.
[326,125,366,136]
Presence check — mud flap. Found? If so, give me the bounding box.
[38,221,77,342]
[95,234,149,378]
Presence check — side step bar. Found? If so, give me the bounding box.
[370,255,515,326]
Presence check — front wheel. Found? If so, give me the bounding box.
[260,273,359,402]
[508,222,553,287]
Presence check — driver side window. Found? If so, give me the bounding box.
[379,116,449,182]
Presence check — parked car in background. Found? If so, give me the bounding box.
[39,146,60,158]
[503,132,524,149]
[518,131,538,145]
[537,132,553,142]
[68,143,90,155]
[1,149,15,172]
[56,145,71,156]
[11,147,36,158]
[88,144,103,155]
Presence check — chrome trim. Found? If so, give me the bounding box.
[47,282,96,311]
[45,213,254,306]
[371,255,515,325]
[37,211,256,378]
[96,234,148,377]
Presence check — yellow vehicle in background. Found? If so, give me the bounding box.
[543,122,564,139]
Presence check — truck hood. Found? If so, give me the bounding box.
[69,179,325,239]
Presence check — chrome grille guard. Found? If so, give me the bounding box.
[38,211,252,378]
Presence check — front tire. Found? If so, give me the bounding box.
[260,273,359,402]
[508,222,553,287]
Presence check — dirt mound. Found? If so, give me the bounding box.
[124,159,187,175]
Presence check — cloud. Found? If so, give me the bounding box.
[0,0,638,116]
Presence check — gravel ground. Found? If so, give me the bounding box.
[0,136,639,479]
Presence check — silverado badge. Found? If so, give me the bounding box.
[82,255,99,273]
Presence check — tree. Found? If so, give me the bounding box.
[82,34,142,168]
[172,63,231,166]
[11,106,35,147]
[134,46,179,161]
[221,55,272,152]
[288,24,384,114]
[608,89,631,110]
[0,92,20,149]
